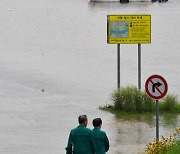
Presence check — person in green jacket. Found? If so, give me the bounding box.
[92,118,109,154]
[66,115,96,154]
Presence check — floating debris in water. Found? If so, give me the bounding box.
[41,89,45,92]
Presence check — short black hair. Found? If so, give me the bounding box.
[92,118,102,127]
[78,115,87,124]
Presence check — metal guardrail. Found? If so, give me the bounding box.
[90,0,152,2]
[90,0,168,2]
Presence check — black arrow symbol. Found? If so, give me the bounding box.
[152,82,162,93]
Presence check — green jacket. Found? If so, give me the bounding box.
[66,125,96,154]
[92,128,109,154]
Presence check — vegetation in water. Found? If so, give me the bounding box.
[100,85,180,113]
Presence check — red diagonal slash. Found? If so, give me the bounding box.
[149,79,163,95]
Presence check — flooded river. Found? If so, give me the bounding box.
[0,0,180,153]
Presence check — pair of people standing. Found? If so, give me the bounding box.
[66,115,109,154]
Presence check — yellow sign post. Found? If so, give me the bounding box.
[107,15,151,44]
[107,15,151,89]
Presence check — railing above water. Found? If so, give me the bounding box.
[90,0,168,2]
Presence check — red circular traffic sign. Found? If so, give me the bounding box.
[145,75,168,100]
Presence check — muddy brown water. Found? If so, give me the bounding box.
[0,0,180,153]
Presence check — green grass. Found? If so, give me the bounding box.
[99,106,138,115]
[168,141,180,154]
[101,85,180,114]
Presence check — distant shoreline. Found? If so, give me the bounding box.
[90,0,152,2]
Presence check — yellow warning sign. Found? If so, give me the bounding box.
[107,15,151,44]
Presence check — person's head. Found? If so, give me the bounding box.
[78,115,88,126]
[92,118,102,128]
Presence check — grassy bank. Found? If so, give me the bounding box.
[100,85,180,114]
[168,141,180,154]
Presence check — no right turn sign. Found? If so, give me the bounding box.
[145,75,168,100]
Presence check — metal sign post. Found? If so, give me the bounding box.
[138,44,141,89]
[107,15,151,89]
[145,75,168,141]
[117,44,120,88]
[156,99,159,140]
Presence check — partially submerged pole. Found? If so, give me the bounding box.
[156,100,159,141]
[120,0,129,3]
[158,0,168,2]
[138,44,141,89]
[117,44,120,89]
